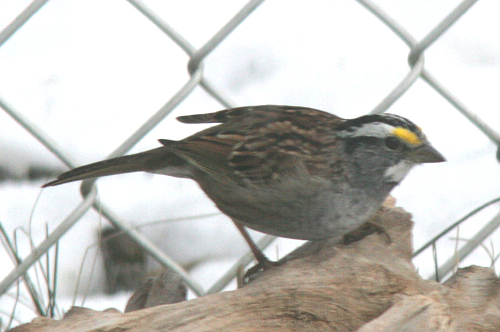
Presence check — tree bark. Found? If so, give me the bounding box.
[11,199,500,331]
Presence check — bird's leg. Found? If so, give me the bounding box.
[234,223,280,284]
[234,223,272,266]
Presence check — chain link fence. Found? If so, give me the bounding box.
[1,0,499,328]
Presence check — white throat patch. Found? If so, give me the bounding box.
[384,160,414,183]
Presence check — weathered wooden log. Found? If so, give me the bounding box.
[11,199,500,331]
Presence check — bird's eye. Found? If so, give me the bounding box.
[385,137,401,150]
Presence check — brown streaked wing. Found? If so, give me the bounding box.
[177,106,262,124]
[172,130,244,181]
[176,105,339,125]
[174,106,345,186]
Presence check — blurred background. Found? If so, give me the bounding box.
[1,0,499,329]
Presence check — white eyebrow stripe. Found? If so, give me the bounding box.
[338,122,395,138]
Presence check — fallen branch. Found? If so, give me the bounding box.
[11,200,500,331]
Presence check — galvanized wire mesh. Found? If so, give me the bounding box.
[0,0,499,327]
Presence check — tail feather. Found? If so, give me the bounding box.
[43,147,186,187]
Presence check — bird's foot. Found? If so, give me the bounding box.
[242,254,280,285]
[343,221,392,245]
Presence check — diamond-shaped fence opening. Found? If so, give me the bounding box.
[0,0,499,328]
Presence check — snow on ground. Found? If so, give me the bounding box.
[0,0,499,327]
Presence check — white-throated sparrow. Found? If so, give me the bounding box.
[44,105,445,265]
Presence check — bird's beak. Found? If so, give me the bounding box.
[410,143,446,163]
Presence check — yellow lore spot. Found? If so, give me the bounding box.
[392,127,422,146]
